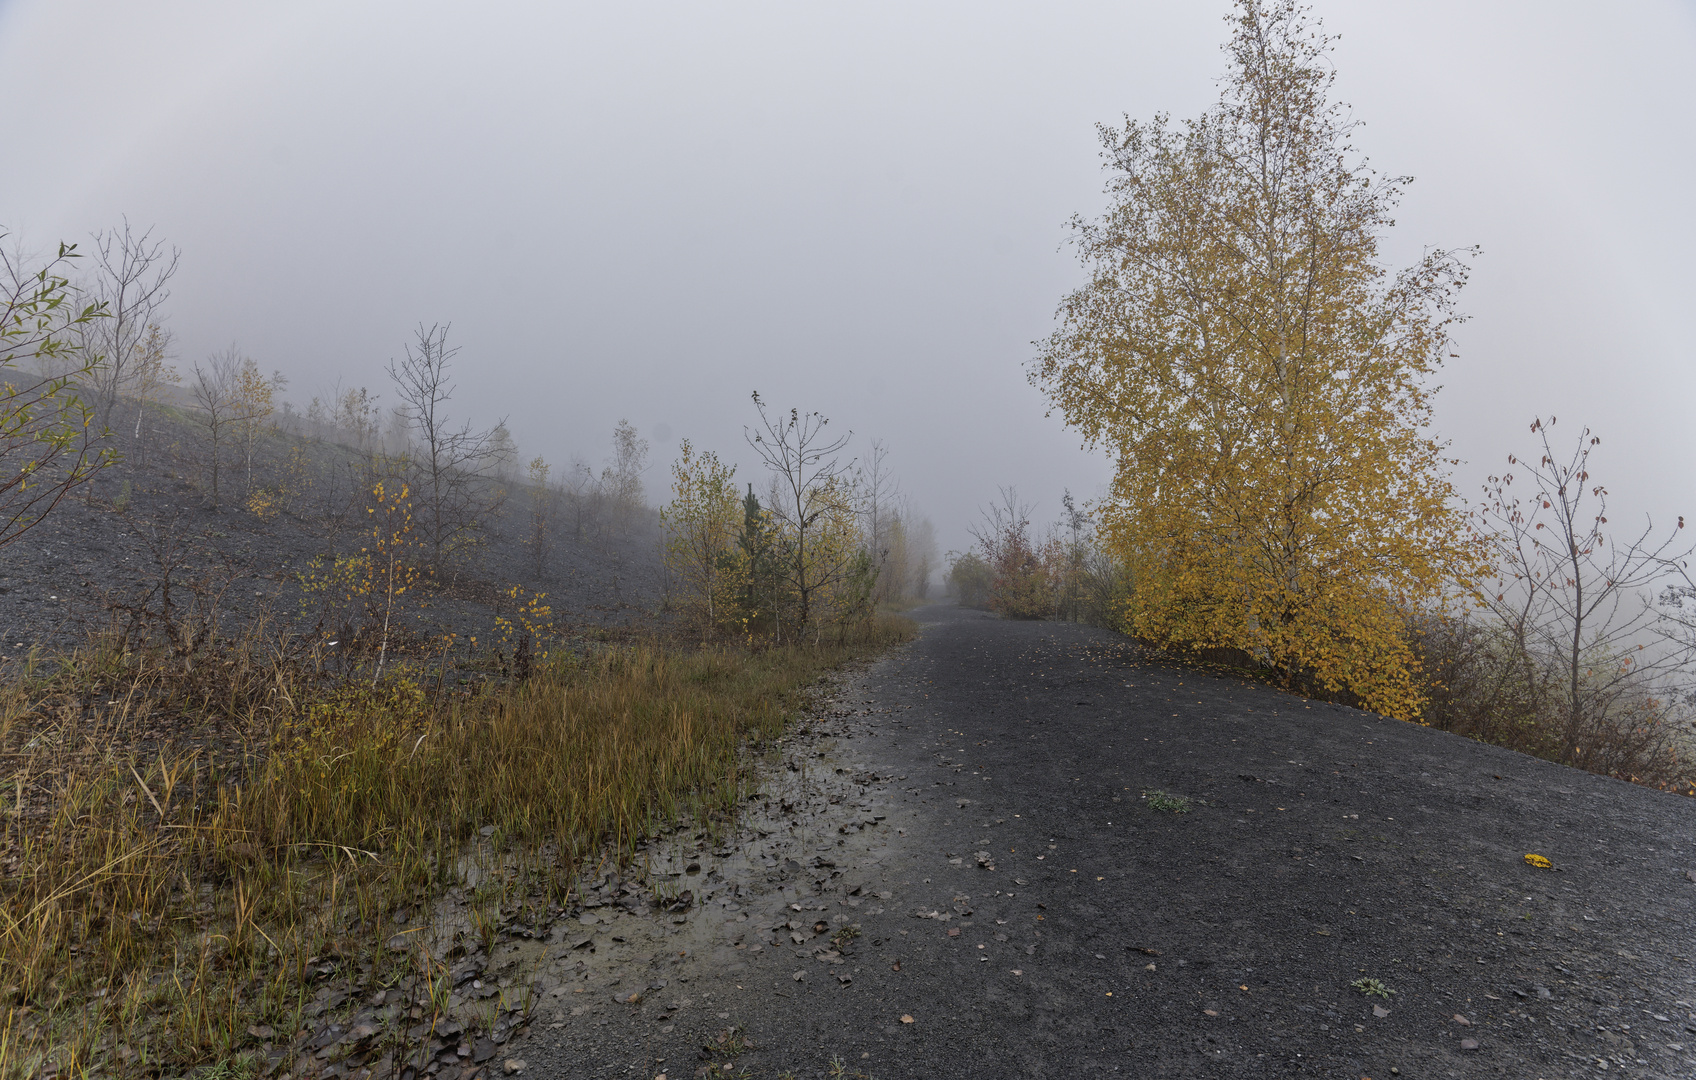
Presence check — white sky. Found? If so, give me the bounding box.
[2,0,1692,556]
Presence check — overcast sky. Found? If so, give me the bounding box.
[2,0,1692,556]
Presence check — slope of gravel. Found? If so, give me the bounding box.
[0,409,664,657]
[520,603,1696,1079]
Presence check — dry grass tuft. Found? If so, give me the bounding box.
[0,612,915,1077]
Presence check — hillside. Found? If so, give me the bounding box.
[1,394,665,659]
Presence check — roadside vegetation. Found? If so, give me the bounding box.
[0,614,911,1077]
[659,394,938,644]
[950,0,1696,798]
[1,222,929,1076]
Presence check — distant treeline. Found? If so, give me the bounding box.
[659,395,937,645]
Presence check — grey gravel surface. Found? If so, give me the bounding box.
[0,418,662,656]
[523,603,1696,1079]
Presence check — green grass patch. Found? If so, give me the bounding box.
[1140,788,1193,813]
[1350,977,1395,999]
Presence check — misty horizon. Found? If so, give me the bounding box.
[3,0,1692,555]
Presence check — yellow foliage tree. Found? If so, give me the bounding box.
[523,455,555,578]
[363,479,424,681]
[493,583,554,677]
[1029,0,1481,718]
[803,475,876,639]
[232,356,285,496]
[128,323,178,464]
[746,394,866,637]
[301,480,426,681]
[660,440,746,636]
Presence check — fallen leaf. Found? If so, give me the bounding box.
[946,928,961,938]
[1144,963,1156,972]
[1203,1009,1218,1017]
[1010,969,1023,976]
[1523,853,1552,869]
[900,1014,914,1024]
[1453,1014,1471,1026]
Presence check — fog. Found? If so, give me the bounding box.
[2,0,1692,553]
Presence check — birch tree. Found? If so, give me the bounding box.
[861,439,898,601]
[1030,0,1479,717]
[190,348,261,512]
[601,419,649,539]
[233,356,286,495]
[0,235,112,547]
[79,220,179,427]
[746,392,859,634]
[386,323,509,572]
[127,324,178,464]
[660,440,744,635]
[524,455,558,578]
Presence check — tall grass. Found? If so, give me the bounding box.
[0,614,914,1077]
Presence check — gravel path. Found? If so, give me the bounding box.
[524,603,1696,1079]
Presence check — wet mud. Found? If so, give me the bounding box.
[287,657,914,1080]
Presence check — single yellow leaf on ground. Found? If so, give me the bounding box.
[1524,853,1553,869]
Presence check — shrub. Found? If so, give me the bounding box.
[1409,609,1695,794]
[946,550,993,609]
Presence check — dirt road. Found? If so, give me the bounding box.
[527,604,1696,1078]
